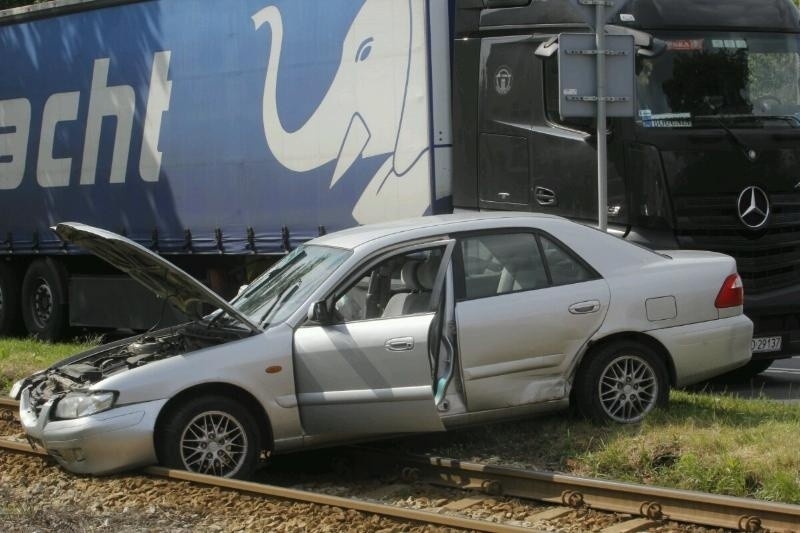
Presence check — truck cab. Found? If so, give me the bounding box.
[452,0,800,373]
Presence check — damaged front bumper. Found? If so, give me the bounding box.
[19,389,167,475]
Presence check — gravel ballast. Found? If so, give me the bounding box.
[0,451,461,532]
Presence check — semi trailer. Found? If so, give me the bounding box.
[1,0,798,376]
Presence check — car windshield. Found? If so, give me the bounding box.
[229,245,350,326]
[636,32,800,129]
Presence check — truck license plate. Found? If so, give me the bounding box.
[751,336,782,353]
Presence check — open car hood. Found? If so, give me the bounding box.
[53,223,261,333]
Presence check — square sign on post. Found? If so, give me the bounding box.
[558,33,635,118]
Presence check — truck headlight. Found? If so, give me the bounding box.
[9,379,24,400]
[54,391,117,419]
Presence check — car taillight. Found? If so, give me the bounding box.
[715,273,743,308]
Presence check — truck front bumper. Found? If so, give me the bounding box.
[648,314,753,388]
[19,390,166,475]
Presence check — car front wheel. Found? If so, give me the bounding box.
[575,340,669,424]
[158,396,260,479]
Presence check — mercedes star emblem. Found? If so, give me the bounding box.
[737,186,770,229]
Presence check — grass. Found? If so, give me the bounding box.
[2,338,799,503]
[578,392,800,502]
[0,337,97,394]
[390,390,800,504]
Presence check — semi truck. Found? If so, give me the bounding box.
[1,0,798,377]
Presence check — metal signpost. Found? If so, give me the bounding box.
[559,0,634,232]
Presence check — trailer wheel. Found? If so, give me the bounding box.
[0,262,21,336]
[21,259,69,342]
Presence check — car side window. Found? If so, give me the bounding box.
[332,247,444,323]
[539,235,594,286]
[460,233,548,299]
[544,56,594,130]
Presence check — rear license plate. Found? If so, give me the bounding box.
[751,336,782,354]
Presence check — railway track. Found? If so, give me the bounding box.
[2,398,800,532]
[0,397,19,409]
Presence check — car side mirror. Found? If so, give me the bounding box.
[307,301,330,324]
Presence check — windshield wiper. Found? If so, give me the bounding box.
[257,281,301,327]
[235,250,306,303]
[695,114,754,159]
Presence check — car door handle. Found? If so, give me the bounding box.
[385,337,415,352]
[569,301,601,315]
[535,187,558,207]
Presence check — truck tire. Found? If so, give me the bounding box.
[0,262,21,336]
[21,259,69,342]
[574,340,669,425]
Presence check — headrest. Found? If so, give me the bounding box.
[416,260,438,291]
[400,261,422,291]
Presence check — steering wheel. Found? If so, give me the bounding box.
[753,95,782,113]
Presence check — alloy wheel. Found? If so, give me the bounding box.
[179,411,249,477]
[597,355,658,423]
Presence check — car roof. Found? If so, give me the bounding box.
[309,211,564,250]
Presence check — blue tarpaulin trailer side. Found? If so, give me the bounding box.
[0,0,454,338]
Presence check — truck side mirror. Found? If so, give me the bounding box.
[638,38,667,58]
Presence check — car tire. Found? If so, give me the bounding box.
[0,262,21,336]
[574,340,669,424]
[21,259,69,342]
[158,395,261,479]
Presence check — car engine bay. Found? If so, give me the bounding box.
[24,322,250,413]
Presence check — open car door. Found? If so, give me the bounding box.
[292,239,455,437]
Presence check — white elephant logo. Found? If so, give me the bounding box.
[252,0,432,224]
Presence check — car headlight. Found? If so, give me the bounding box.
[54,391,117,419]
[9,379,24,400]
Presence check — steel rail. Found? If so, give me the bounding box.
[0,437,532,533]
[0,397,20,409]
[351,447,800,532]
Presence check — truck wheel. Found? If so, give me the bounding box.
[0,262,21,336]
[158,396,260,480]
[21,259,69,342]
[574,340,669,424]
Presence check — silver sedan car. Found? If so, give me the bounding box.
[11,213,752,479]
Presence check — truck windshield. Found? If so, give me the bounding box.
[229,245,350,327]
[636,32,800,128]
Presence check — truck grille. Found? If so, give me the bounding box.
[673,193,800,294]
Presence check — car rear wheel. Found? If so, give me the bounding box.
[21,259,69,341]
[158,396,260,479]
[575,340,669,424]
